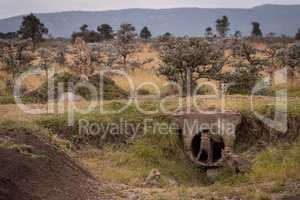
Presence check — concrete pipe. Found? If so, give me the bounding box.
[174,109,241,168]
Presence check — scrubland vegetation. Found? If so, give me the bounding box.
[0,13,300,200]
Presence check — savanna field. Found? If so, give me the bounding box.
[0,7,300,200]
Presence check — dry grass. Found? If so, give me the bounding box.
[249,139,300,183]
[0,95,299,121]
[112,44,167,93]
[0,98,299,199]
[112,68,167,93]
[77,133,205,187]
[22,74,44,92]
[0,42,300,200]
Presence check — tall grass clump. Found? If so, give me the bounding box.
[249,139,300,183]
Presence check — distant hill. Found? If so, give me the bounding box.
[0,4,300,38]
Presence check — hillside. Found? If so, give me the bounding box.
[0,4,300,37]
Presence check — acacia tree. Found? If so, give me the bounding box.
[71,37,92,77]
[18,14,48,48]
[116,23,138,64]
[205,27,213,38]
[158,37,226,95]
[97,41,119,68]
[262,42,300,85]
[251,22,263,37]
[266,32,276,38]
[37,47,60,78]
[158,32,173,43]
[0,32,17,39]
[80,24,88,32]
[234,31,242,38]
[72,24,101,43]
[55,46,66,67]
[277,42,300,81]
[295,29,300,40]
[263,43,286,83]
[0,40,33,92]
[140,26,152,40]
[68,37,103,78]
[97,24,114,40]
[216,16,230,38]
[232,41,265,66]
[225,41,266,94]
[0,40,33,79]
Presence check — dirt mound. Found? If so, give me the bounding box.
[26,73,128,103]
[235,113,300,150]
[0,123,107,200]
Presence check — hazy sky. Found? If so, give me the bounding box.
[0,0,299,19]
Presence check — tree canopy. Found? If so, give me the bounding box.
[205,27,213,38]
[140,26,152,40]
[71,24,102,43]
[216,16,230,37]
[18,13,48,47]
[158,37,226,95]
[295,29,300,40]
[116,23,138,64]
[251,22,263,37]
[97,24,114,40]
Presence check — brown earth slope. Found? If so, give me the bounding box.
[0,125,109,200]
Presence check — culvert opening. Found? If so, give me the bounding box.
[191,130,225,164]
[211,137,225,162]
[191,132,202,158]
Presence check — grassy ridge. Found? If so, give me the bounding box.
[0,100,299,199]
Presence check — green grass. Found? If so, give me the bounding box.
[107,132,206,186]
[218,138,300,196]
[288,88,300,97]
[35,102,207,186]
[0,121,50,159]
[247,191,272,200]
[249,139,300,183]
[35,102,153,146]
[0,95,33,104]
[0,96,15,104]
[0,99,299,198]
[29,100,300,188]
[0,120,73,155]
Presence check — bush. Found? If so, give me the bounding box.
[26,73,128,103]
[0,96,15,104]
[225,65,266,95]
[137,89,151,96]
[36,103,146,148]
[0,96,33,104]
[158,37,225,95]
[0,80,7,96]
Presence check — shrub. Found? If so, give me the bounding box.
[0,96,33,104]
[137,88,151,96]
[158,37,226,95]
[0,96,16,104]
[26,72,128,103]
